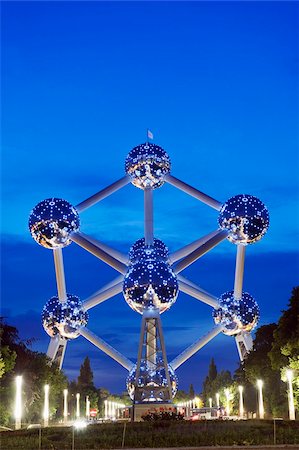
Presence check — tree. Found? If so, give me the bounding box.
[78,357,94,390]
[0,318,68,425]
[268,287,299,409]
[189,383,195,399]
[202,357,219,403]
[240,324,287,417]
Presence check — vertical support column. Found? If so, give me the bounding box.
[144,188,154,245]
[146,319,157,370]
[234,245,246,300]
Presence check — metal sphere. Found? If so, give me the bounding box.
[125,142,171,189]
[212,291,260,336]
[42,294,88,339]
[218,194,269,244]
[126,360,178,402]
[129,238,169,264]
[123,260,178,314]
[29,198,80,249]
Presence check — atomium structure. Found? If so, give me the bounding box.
[29,140,269,413]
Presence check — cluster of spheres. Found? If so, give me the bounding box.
[212,291,260,336]
[123,238,179,314]
[29,140,270,403]
[42,294,88,339]
[29,198,80,249]
[125,143,171,189]
[218,194,269,245]
[126,360,178,402]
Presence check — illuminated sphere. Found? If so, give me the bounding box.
[123,260,178,314]
[218,194,269,244]
[42,294,88,339]
[212,291,259,336]
[126,360,178,402]
[29,198,80,249]
[125,142,171,189]
[128,238,169,264]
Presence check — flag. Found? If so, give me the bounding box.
[147,129,154,140]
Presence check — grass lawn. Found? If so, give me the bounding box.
[1,419,299,449]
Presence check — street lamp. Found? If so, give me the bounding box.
[286,370,295,420]
[63,389,68,424]
[44,384,50,427]
[85,396,90,419]
[76,393,80,418]
[209,397,212,408]
[238,385,244,419]
[257,379,264,419]
[225,388,230,417]
[15,375,23,430]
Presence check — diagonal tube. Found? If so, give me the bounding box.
[76,176,130,212]
[83,280,124,310]
[53,248,67,302]
[178,275,219,308]
[165,174,222,211]
[80,327,134,371]
[234,244,246,300]
[174,229,228,273]
[70,232,127,274]
[170,326,224,370]
[76,232,128,264]
[170,230,221,264]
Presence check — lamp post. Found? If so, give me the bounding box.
[225,389,230,417]
[257,379,264,419]
[15,375,23,430]
[209,397,212,408]
[85,396,90,419]
[63,389,68,424]
[76,393,80,418]
[216,392,220,417]
[238,385,244,419]
[286,370,295,420]
[44,384,50,427]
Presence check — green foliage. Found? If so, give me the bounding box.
[142,409,184,421]
[189,383,195,398]
[0,318,67,425]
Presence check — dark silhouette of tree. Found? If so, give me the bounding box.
[189,383,195,398]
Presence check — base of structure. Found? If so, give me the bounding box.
[131,402,175,422]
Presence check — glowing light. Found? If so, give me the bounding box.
[63,389,68,423]
[286,370,295,420]
[238,385,244,419]
[209,397,212,408]
[85,396,90,418]
[213,291,259,336]
[42,294,88,339]
[225,388,230,416]
[123,238,178,314]
[43,384,50,427]
[29,198,80,249]
[218,194,269,245]
[257,379,264,419]
[126,360,178,402]
[216,392,220,408]
[73,420,87,429]
[125,142,171,189]
[76,393,80,418]
[15,376,22,430]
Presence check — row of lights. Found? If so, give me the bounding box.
[177,372,296,420]
[13,371,296,428]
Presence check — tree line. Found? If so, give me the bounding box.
[0,286,298,424]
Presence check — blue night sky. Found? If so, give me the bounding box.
[1,1,299,395]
